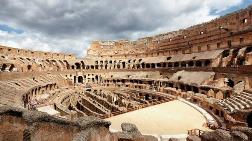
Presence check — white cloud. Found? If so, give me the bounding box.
[0,30,89,57]
[0,0,245,58]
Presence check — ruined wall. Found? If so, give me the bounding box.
[0,106,157,141]
[0,45,76,60]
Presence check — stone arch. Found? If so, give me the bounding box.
[174,62,179,67]
[222,50,230,58]
[75,62,81,69]
[122,62,126,69]
[168,62,173,67]
[237,57,246,65]
[27,65,32,71]
[146,63,150,68]
[63,60,70,69]
[145,94,150,100]
[141,63,145,69]
[136,64,140,69]
[80,61,85,69]
[195,60,202,67]
[1,64,7,71]
[9,64,15,71]
[181,62,186,67]
[95,75,99,82]
[86,65,90,69]
[204,60,211,67]
[74,76,77,83]
[78,76,83,83]
[151,63,155,68]
[226,78,235,88]
[188,61,194,67]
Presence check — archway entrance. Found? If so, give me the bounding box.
[78,76,83,83]
[247,113,252,127]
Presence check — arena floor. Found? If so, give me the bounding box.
[106,100,211,135]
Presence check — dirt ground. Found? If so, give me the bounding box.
[106,100,210,135]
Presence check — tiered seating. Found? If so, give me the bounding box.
[0,82,23,107]
[85,91,121,112]
[0,74,66,107]
[217,90,252,113]
[79,95,110,115]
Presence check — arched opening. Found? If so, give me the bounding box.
[141,63,145,69]
[162,63,166,68]
[192,86,199,93]
[146,63,150,68]
[151,63,155,68]
[245,46,252,53]
[188,61,194,67]
[78,76,83,83]
[144,94,150,100]
[74,76,76,83]
[75,63,81,69]
[158,97,162,101]
[9,64,15,71]
[185,85,192,91]
[195,61,202,67]
[122,62,126,69]
[226,78,234,88]
[222,50,230,58]
[95,75,99,82]
[80,61,85,69]
[247,113,252,127]
[168,63,173,67]
[71,65,74,70]
[1,64,7,71]
[27,65,32,71]
[136,64,140,69]
[180,84,185,91]
[64,60,70,69]
[237,57,246,65]
[204,60,211,67]
[174,62,179,67]
[71,65,75,69]
[181,62,186,67]
[117,64,121,69]
[95,65,98,69]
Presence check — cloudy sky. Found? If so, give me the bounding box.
[0,0,251,58]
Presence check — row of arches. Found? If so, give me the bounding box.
[1,58,72,72]
[23,83,57,109]
[1,64,15,72]
[71,59,212,71]
[73,75,100,84]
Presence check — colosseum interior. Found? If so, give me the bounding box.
[1,4,252,141]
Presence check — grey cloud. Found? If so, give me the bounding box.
[0,0,204,39]
[0,0,244,57]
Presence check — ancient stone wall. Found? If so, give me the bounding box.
[0,45,76,60]
[0,106,157,141]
